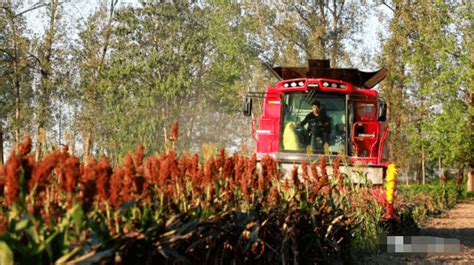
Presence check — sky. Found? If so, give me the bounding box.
[24,0,135,37]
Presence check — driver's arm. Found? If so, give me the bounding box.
[300,113,310,127]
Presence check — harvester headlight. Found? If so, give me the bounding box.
[323,82,329,87]
[340,84,346,89]
[331,83,338,88]
[298,81,304,86]
[283,83,289,88]
[290,82,297,87]
[308,83,319,88]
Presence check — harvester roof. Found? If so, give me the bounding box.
[272,59,387,89]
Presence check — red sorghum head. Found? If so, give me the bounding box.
[29,150,61,192]
[291,165,300,187]
[64,156,81,194]
[134,145,145,170]
[5,154,21,206]
[110,167,124,207]
[171,121,179,142]
[80,159,97,211]
[310,163,319,184]
[301,161,309,182]
[96,157,112,202]
[18,136,32,157]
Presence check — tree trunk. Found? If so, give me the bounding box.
[438,156,443,179]
[35,0,58,161]
[84,131,92,163]
[0,124,4,165]
[416,162,422,184]
[468,167,474,192]
[35,125,46,161]
[5,2,22,150]
[71,131,76,155]
[455,163,464,187]
[406,161,410,185]
[82,0,117,160]
[15,74,20,149]
[422,146,425,184]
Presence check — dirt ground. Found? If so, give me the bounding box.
[361,198,474,264]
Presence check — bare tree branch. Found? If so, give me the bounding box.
[0,49,13,59]
[15,3,50,18]
[26,53,42,68]
[382,1,395,13]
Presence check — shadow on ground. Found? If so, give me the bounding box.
[421,228,474,248]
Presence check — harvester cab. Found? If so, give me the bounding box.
[243,59,391,185]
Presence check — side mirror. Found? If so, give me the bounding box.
[378,99,387,121]
[243,96,253,116]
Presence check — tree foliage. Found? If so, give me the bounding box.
[71,2,257,158]
[245,0,365,67]
[380,0,473,178]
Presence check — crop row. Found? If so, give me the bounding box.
[0,136,388,264]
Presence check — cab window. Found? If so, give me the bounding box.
[280,92,346,154]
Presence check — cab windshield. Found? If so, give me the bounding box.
[280,92,346,154]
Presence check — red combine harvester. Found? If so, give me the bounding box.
[243,59,398,219]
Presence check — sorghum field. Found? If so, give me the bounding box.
[0,136,469,264]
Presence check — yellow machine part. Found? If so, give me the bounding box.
[385,163,397,204]
[283,121,299,150]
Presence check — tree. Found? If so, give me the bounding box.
[82,2,258,158]
[181,2,258,151]
[96,2,206,157]
[32,0,66,160]
[74,0,118,162]
[419,1,473,171]
[244,1,366,67]
[380,0,473,181]
[0,1,35,161]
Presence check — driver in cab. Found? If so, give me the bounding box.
[299,100,330,152]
